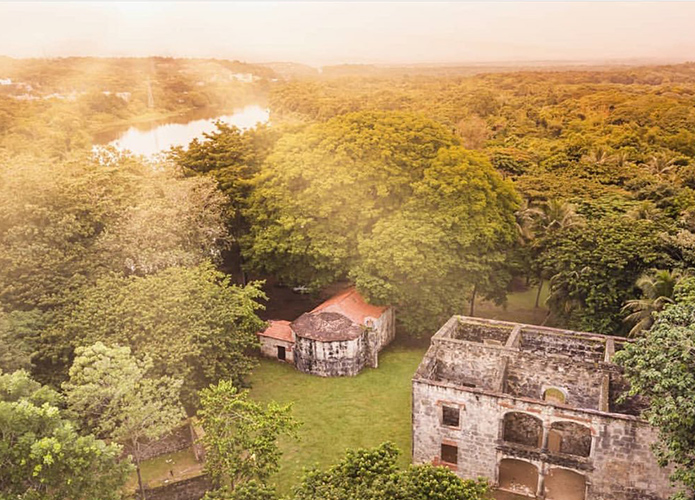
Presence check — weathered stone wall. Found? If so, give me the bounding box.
[123,421,192,461]
[142,474,211,500]
[519,330,605,363]
[294,333,367,376]
[412,380,500,479]
[259,335,295,363]
[432,338,506,390]
[505,353,604,410]
[454,321,514,344]
[412,377,674,500]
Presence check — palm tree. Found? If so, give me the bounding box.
[622,269,682,336]
[531,200,585,308]
[645,153,677,178]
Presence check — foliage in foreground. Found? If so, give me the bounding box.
[205,443,489,500]
[198,379,299,489]
[0,370,132,500]
[63,342,186,498]
[615,303,695,499]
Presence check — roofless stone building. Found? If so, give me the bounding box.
[257,288,395,376]
[412,316,673,500]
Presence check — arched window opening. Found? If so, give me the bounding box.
[503,412,543,448]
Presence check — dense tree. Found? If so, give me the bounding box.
[0,370,132,500]
[198,380,299,489]
[0,309,40,373]
[615,304,695,499]
[0,152,229,311]
[63,342,185,499]
[542,217,667,333]
[48,264,265,404]
[244,111,518,334]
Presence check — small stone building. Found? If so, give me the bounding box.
[412,316,674,500]
[257,320,295,363]
[257,288,395,376]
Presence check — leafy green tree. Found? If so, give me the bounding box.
[622,269,683,336]
[47,264,265,403]
[244,111,518,334]
[542,217,667,333]
[0,152,229,311]
[198,379,299,489]
[0,309,41,373]
[0,370,132,500]
[293,442,489,500]
[615,304,695,499]
[62,342,185,500]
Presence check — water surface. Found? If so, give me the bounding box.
[95,104,269,156]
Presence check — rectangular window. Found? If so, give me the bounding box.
[441,443,458,465]
[442,405,460,427]
[277,346,286,361]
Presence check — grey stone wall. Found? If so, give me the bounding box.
[142,474,211,500]
[294,333,368,376]
[505,353,604,409]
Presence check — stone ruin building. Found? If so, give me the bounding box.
[412,316,674,500]
[257,287,395,376]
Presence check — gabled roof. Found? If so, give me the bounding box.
[258,320,294,342]
[311,288,387,325]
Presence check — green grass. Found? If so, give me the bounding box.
[475,283,550,326]
[125,448,203,493]
[248,343,427,493]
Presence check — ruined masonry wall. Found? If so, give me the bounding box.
[433,339,504,390]
[412,379,674,500]
[294,333,367,376]
[505,353,603,410]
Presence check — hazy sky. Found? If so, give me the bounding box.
[1,1,694,66]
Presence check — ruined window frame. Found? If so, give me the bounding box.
[440,442,459,465]
[441,405,460,428]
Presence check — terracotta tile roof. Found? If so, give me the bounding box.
[258,320,294,343]
[291,311,365,342]
[311,288,387,325]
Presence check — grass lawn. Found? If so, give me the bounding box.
[124,448,203,493]
[248,342,428,493]
[475,283,550,326]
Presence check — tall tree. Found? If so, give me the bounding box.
[244,111,518,334]
[615,304,695,499]
[63,342,186,500]
[46,263,265,402]
[198,380,299,490]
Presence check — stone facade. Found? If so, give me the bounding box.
[258,288,395,377]
[412,316,674,500]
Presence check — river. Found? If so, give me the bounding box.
[93,104,270,156]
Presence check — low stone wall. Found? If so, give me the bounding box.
[123,421,193,461]
[143,474,212,500]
